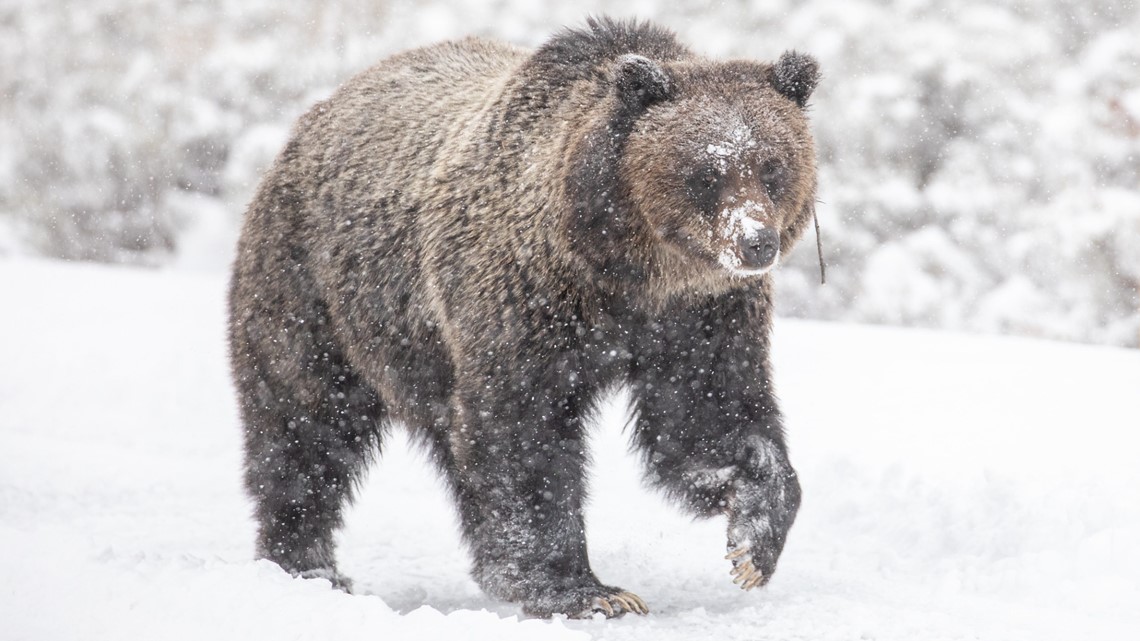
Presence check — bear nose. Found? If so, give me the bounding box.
[738,228,780,269]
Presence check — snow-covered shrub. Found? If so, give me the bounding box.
[0,0,393,263]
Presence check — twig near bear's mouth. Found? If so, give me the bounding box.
[813,204,826,285]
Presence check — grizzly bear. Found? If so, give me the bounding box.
[228,17,819,618]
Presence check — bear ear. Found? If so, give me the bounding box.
[613,54,674,107]
[769,50,820,108]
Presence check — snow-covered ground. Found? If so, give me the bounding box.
[1,259,1137,640]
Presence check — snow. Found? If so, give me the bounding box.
[1,259,1138,640]
[704,122,758,178]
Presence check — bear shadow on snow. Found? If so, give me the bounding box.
[228,16,820,618]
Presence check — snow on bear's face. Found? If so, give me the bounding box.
[621,61,818,281]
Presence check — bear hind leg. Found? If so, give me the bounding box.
[238,349,386,590]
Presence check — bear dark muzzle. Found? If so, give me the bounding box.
[737,228,780,269]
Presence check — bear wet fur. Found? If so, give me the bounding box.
[229,17,819,618]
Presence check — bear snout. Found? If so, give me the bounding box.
[717,205,781,275]
[737,227,780,270]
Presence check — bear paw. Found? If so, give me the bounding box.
[725,545,767,591]
[522,585,650,619]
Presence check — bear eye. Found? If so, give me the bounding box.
[685,168,722,216]
[759,162,786,199]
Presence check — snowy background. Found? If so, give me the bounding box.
[1,0,1138,345]
[2,1,1140,640]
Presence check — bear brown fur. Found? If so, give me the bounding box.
[228,17,820,618]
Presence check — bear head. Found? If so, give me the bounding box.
[617,52,819,283]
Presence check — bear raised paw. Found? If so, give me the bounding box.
[229,16,819,618]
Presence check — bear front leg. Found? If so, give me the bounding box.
[634,392,802,590]
[722,436,801,590]
[630,290,801,590]
[444,371,648,618]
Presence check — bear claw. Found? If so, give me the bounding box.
[724,546,750,561]
[582,591,650,618]
[726,546,765,590]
